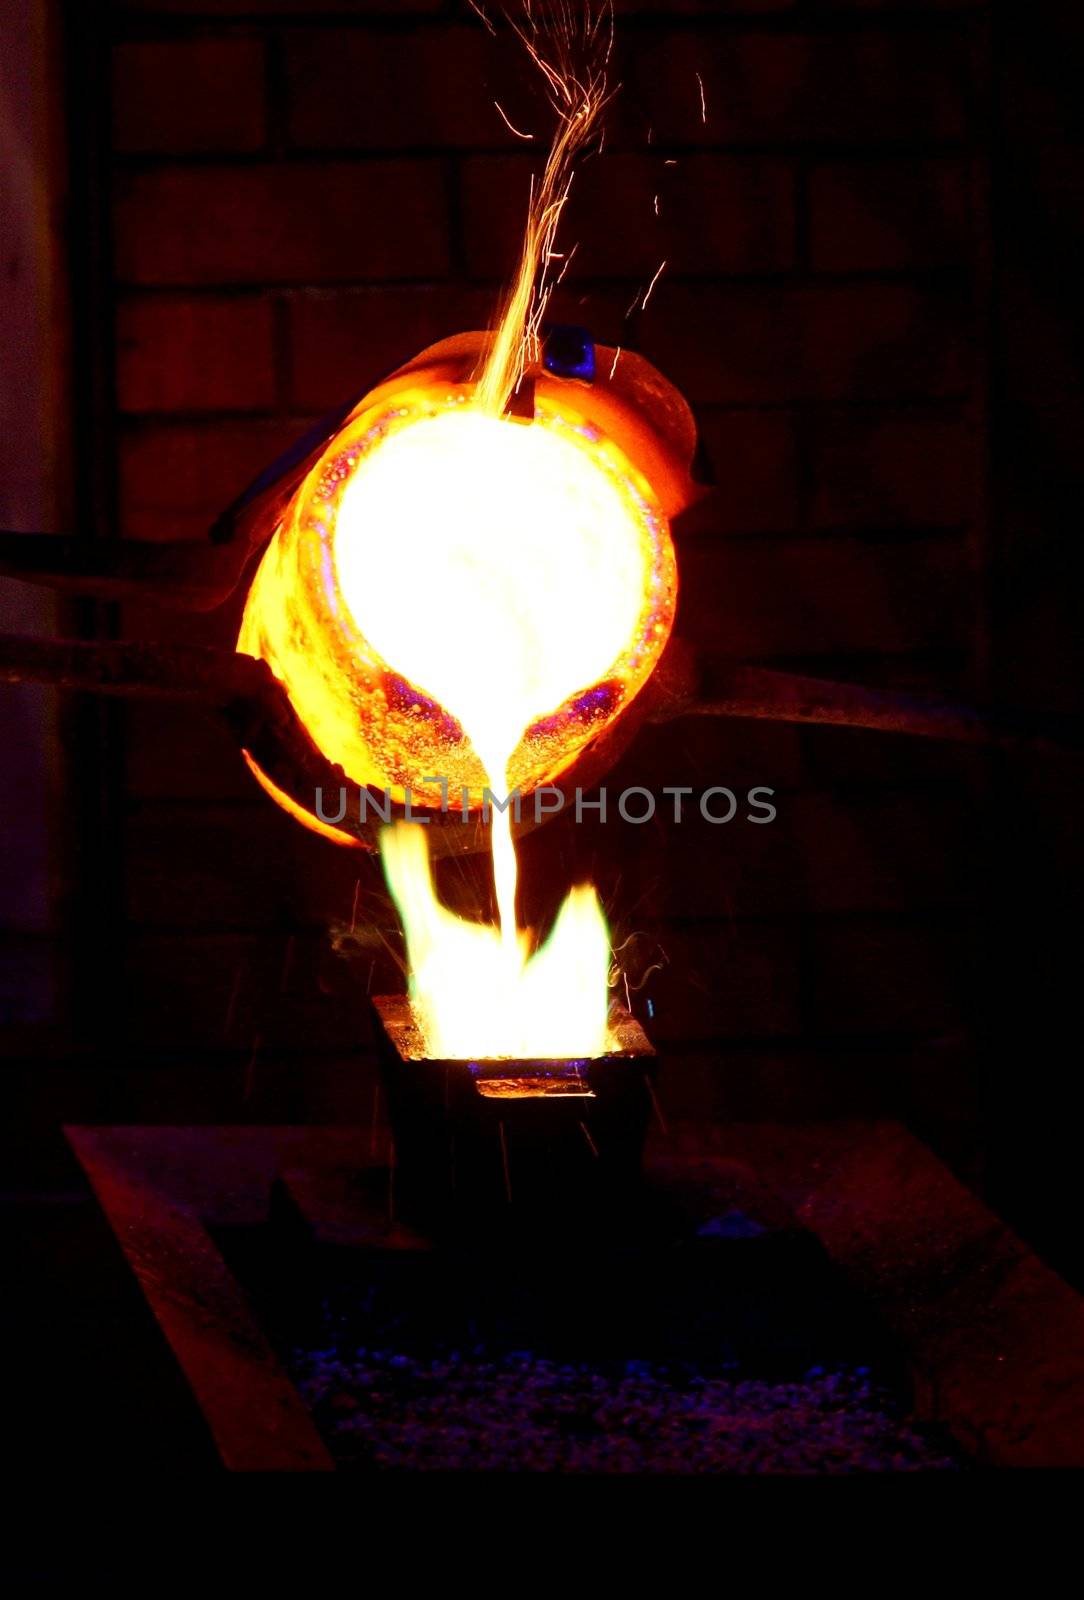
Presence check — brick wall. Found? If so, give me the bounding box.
[104,0,991,1154]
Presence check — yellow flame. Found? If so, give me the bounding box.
[333,402,664,1058]
[381,821,610,1061]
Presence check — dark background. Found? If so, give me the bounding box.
[2,0,1081,1467]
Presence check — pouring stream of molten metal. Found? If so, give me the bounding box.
[239,5,673,1060]
[335,405,658,1059]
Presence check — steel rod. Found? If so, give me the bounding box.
[673,663,1081,756]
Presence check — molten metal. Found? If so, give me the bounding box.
[238,365,679,1058]
[237,3,688,1062]
[237,368,679,815]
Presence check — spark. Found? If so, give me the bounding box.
[470,0,498,33]
[641,257,667,309]
[470,3,618,415]
[608,344,622,380]
[664,158,678,167]
[554,240,578,285]
[696,69,707,123]
[494,100,535,140]
[625,283,644,319]
[653,192,660,216]
[645,1073,669,1136]
[624,958,667,992]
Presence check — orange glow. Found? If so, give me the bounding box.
[237,363,679,1057]
[470,2,613,415]
[233,6,696,1062]
[240,750,360,850]
[381,819,612,1060]
[237,371,677,813]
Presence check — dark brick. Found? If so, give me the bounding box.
[118,598,235,653]
[117,1,441,12]
[118,929,392,1061]
[125,799,364,932]
[609,800,802,921]
[657,1044,913,1123]
[806,913,974,1037]
[805,2,986,11]
[641,784,978,921]
[114,162,450,286]
[285,27,535,153]
[120,932,266,1054]
[789,789,978,913]
[617,1,795,12]
[623,780,978,934]
[460,152,796,281]
[799,718,987,790]
[112,38,267,155]
[637,283,971,406]
[645,920,803,1041]
[116,294,276,413]
[609,706,806,793]
[678,534,972,659]
[124,703,256,803]
[693,410,801,533]
[810,158,973,273]
[118,418,310,541]
[807,408,978,529]
[612,27,970,147]
[286,285,497,412]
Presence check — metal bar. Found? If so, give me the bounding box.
[670,663,1083,756]
[0,530,252,610]
[0,633,268,703]
[3,634,1080,757]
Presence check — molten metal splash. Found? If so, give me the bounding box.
[470,1,615,414]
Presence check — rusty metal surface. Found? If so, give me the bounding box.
[0,635,268,702]
[65,1125,337,1473]
[0,531,252,611]
[65,1120,1084,1471]
[678,662,1084,756]
[3,628,1079,765]
[657,1121,1084,1469]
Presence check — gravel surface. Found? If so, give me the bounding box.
[294,1343,961,1473]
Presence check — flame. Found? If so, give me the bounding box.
[332,400,664,1058]
[382,821,610,1060]
[367,6,627,1059]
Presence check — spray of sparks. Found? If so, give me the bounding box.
[470,1,616,414]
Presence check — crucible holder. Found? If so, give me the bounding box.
[370,994,658,1231]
